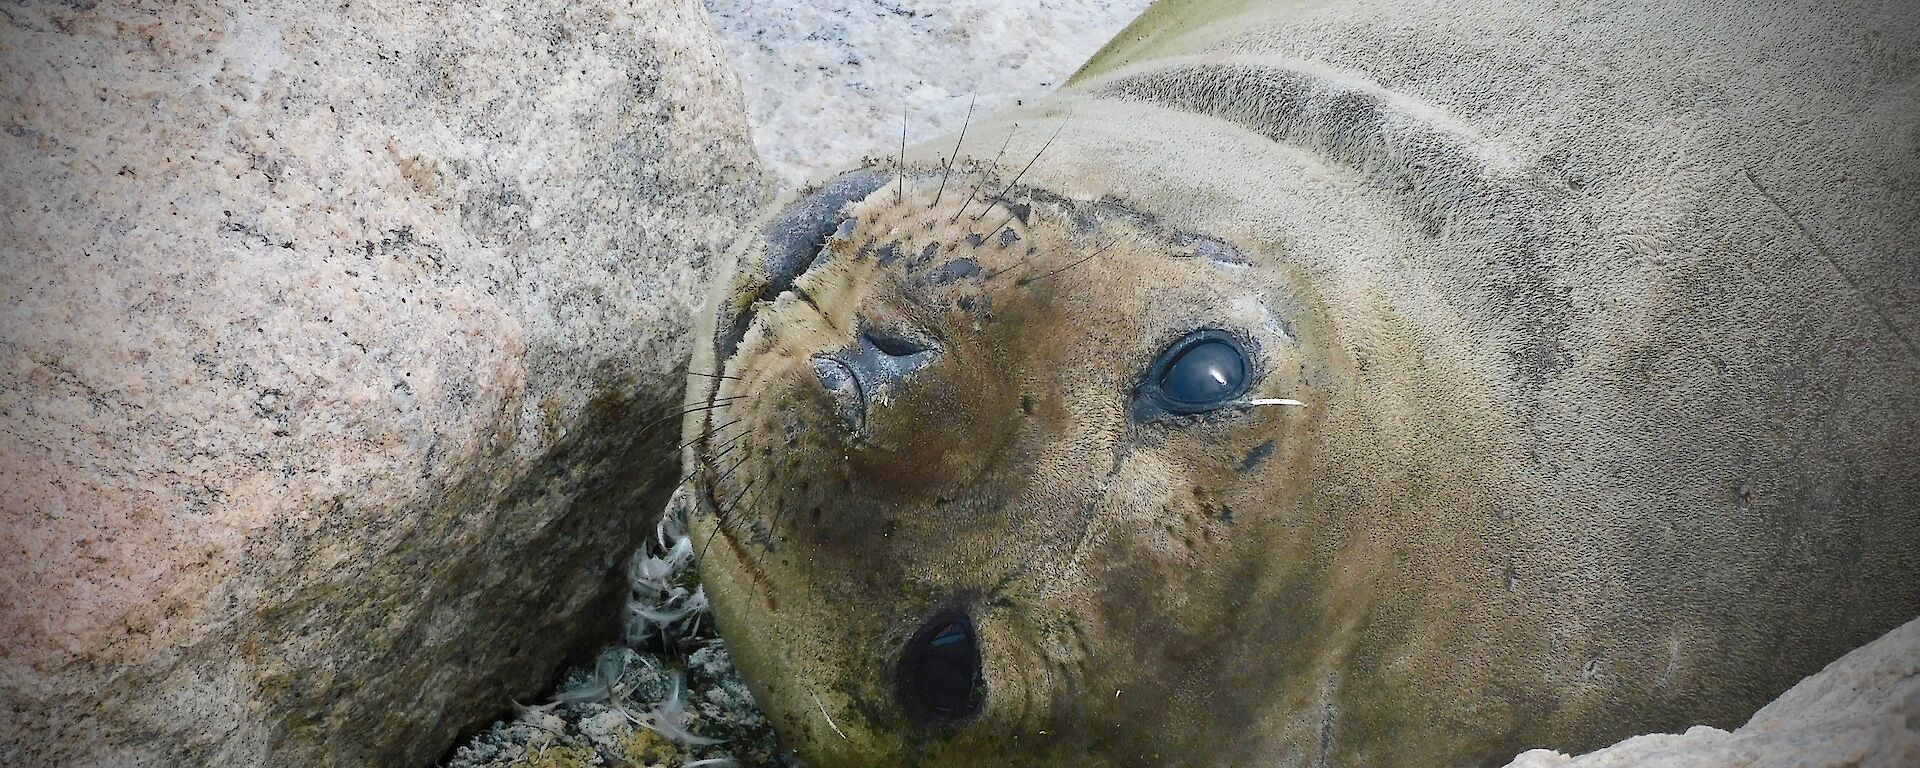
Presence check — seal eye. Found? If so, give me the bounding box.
[898,613,984,723]
[1133,330,1256,420]
[1161,340,1247,406]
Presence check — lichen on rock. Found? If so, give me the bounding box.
[445,492,797,768]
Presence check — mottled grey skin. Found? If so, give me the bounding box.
[685,0,1920,765]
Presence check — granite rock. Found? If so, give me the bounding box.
[1505,617,1920,768]
[0,1,766,766]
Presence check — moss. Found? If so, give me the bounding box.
[509,744,600,768]
[614,729,679,764]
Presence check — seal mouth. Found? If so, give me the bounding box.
[896,610,985,725]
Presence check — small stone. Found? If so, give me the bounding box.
[1499,618,1920,767]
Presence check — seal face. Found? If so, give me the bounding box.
[690,169,1339,765]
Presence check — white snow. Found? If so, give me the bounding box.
[704,0,1155,186]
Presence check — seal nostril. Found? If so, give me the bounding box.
[862,328,929,358]
[811,355,866,433]
[898,612,984,723]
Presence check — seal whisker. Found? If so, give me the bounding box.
[663,432,750,499]
[950,125,1017,224]
[1016,234,1133,287]
[676,417,743,454]
[813,692,850,741]
[639,395,748,438]
[663,466,708,496]
[686,371,742,381]
[1245,398,1307,407]
[702,435,752,475]
[976,210,1019,247]
[929,93,976,210]
[972,119,1067,222]
[896,107,908,204]
[699,479,760,561]
[697,519,727,566]
[986,238,1046,280]
[695,459,757,559]
[768,493,796,533]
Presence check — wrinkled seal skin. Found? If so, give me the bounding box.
[685,0,1920,765]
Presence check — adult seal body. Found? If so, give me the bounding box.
[684,0,1920,764]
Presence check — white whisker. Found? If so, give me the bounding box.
[813,692,850,741]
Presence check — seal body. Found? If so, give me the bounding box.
[686,0,1920,765]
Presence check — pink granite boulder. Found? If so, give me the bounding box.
[0,0,765,765]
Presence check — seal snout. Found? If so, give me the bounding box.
[896,610,985,724]
[810,327,944,434]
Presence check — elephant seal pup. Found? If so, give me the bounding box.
[684,0,1920,765]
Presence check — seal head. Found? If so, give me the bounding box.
[689,167,1342,765]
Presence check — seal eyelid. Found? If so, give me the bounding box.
[860,326,936,357]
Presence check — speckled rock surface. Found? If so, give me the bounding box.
[1504,617,1920,768]
[0,1,766,766]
